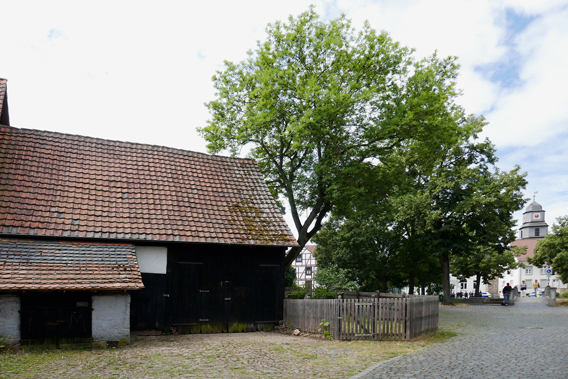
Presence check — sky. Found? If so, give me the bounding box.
[1,0,568,235]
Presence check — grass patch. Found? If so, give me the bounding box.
[420,329,458,343]
[0,331,455,378]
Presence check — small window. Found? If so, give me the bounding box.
[296,256,302,262]
[526,266,532,275]
[460,282,467,289]
[306,267,312,276]
[540,266,551,275]
[535,228,540,237]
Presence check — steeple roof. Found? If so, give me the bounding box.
[525,200,543,212]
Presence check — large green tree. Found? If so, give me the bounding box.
[422,123,526,303]
[530,216,568,283]
[313,119,527,301]
[199,7,465,266]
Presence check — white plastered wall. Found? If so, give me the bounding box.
[0,295,20,344]
[92,293,130,343]
[135,246,167,274]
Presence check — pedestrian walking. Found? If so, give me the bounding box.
[520,280,527,297]
[533,279,540,297]
[502,283,512,305]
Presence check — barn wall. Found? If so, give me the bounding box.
[130,245,168,331]
[0,294,20,344]
[92,293,130,346]
[167,244,286,334]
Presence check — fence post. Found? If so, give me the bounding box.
[405,297,410,340]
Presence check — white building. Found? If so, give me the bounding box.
[497,200,567,295]
[291,245,317,290]
[450,275,488,297]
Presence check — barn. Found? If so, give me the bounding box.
[0,79,297,347]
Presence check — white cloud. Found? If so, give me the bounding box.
[482,5,568,149]
[1,0,568,231]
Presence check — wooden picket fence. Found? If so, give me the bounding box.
[283,295,438,341]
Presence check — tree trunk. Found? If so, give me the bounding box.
[381,276,388,293]
[442,253,452,303]
[284,232,310,267]
[475,272,482,297]
[408,274,415,295]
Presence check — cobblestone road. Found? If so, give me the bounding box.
[353,297,568,379]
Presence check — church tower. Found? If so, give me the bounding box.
[519,199,548,239]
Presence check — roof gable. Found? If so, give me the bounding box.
[0,126,297,246]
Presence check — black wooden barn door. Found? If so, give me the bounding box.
[130,273,167,330]
[171,261,202,333]
[256,264,280,330]
[170,260,231,333]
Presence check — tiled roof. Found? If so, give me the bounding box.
[511,238,539,262]
[0,238,143,290]
[304,245,317,254]
[0,126,297,246]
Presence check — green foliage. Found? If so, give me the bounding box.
[530,216,568,283]
[310,286,340,299]
[285,266,297,287]
[288,283,338,299]
[289,285,309,299]
[314,119,527,301]
[317,319,332,340]
[313,263,360,292]
[199,6,466,266]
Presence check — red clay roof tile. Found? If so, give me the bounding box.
[1,126,297,246]
[0,238,143,290]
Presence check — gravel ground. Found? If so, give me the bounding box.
[0,329,428,378]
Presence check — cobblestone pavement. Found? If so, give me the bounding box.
[353,297,568,379]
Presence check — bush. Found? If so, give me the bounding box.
[287,285,341,299]
[289,286,309,299]
[311,287,340,299]
[560,292,568,299]
[285,266,297,287]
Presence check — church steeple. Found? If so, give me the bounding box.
[519,199,548,239]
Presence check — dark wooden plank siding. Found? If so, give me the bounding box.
[163,244,285,334]
[130,273,167,330]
